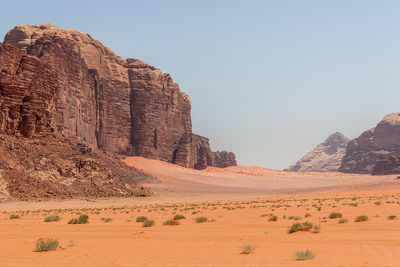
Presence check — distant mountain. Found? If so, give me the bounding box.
[285,132,349,172]
[340,113,400,174]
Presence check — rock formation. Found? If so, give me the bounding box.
[213,150,237,168]
[285,132,349,172]
[2,23,237,170]
[340,113,400,174]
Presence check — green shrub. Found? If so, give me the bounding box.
[163,219,180,226]
[68,214,89,224]
[387,215,397,220]
[338,218,348,224]
[195,217,208,223]
[295,249,315,260]
[329,212,342,219]
[173,214,186,220]
[34,238,59,252]
[354,215,368,222]
[44,215,60,222]
[136,216,148,222]
[269,215,278,221]
[142,219,155,227]
[101,217,113,223]
[10,214,20,219]
[288,221,313,234]
[241,244,256,254]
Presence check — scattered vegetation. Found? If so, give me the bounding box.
[9,214,20,219]
[34,238,59,252]
[387,215,397,220]
[288,221,318,234]
[101,217,113,223]
[136,216,148,222]
[195,217,208,223]
[142,219,155,227]
[173,214,186,220]
[44,215,60,222]
[354,215,368,222]
[163,219,180,226]
[269,215,278,221]
[241,244,256,254]
[295,249,315,260]
[68,214,89,224]
[329,212,342,219]
[338,218,348,224]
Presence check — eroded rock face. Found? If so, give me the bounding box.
[340,113,400,174]
[285,132,349,172]
[0,42,57,138]
[2,23,235,170]
[213,150,237,168]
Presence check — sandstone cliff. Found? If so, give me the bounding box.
[285,132,349,172]
[213,150,237,168]
[340,113,400,174]
[3,23,236,170]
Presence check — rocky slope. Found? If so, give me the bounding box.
[340,113,400,174]
[285,132,349,172]
[3,23,236,170]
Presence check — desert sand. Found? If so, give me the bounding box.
[1,157,400,266]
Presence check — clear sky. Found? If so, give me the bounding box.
[1,1,400,169]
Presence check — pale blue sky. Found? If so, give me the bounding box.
[1,1,399,169]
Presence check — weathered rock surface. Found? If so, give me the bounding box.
[2,23,235,170]
[213,150,237,168]
[340,113,400,174]
[285,132,349,172]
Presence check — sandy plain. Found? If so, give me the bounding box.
[1,157,400,266]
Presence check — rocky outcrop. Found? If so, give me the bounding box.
[340,113,400,174]
[2,23,235,170]
[213,150,237,168]
[285,132,349,172]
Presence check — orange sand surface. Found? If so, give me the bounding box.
[1,157,400,266]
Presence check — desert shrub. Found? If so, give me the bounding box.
[338,218,348,224]
[34,238,59,252]
[68,214,89,224]
[374,201,381,206]
[288,222,313,234]
[269,215,278,221]
[329,212,342,219]
[163,219,180,226]
[9,214,20,219]
[195,217,208,223]
[312,225,321,233]
[44,215,60,222]
[354,215,368,222]
[136,216,148,222]
[295,249,315,260]
[101,217,113,223]
[142,219,155,227]
[173,214,186,220]
[241,244,256,254]
[387,215,397,220]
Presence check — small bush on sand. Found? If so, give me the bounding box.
[387,215,397,220]
[269,215,278,222]
[288,222,313,234]
[329,212,342,219]
[68,214,89,224]
[136,216,148,222]
[10,214,20,219]
[338,218,348,224]
[163,219,180,226]
[195,217,208,223]
[173,214,186,220]
[241,244,256,254]
[295,249,315,260]
[34,238,59,252]
[101,217,113,223]
[354,215,368,222]
[142,219,155,227]
[44,215,60,222]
